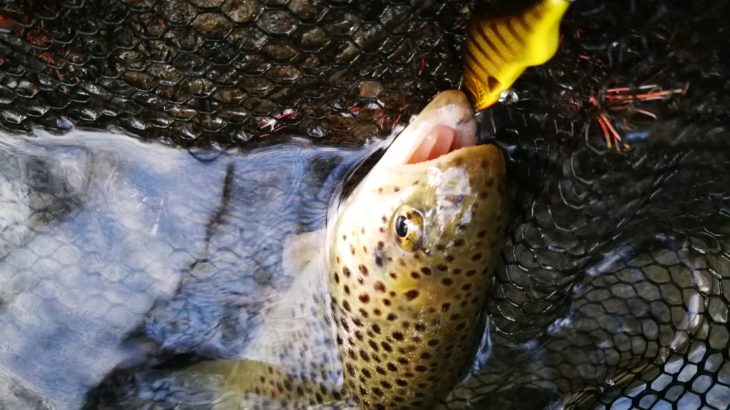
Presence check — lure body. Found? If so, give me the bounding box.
[464,0,570,110]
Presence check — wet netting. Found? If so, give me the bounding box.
[0,0,470,146]
[1,1,729,409]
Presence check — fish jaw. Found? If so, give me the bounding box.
[327,91,508,409]
[369,90,477,177]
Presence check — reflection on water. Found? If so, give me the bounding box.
[0,125,729,410]
[0,129,366,409]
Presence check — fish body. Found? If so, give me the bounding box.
[76,90,508,410]
[328,91,508,408]
[201,90,508,409]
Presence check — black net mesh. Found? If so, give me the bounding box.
[0,0,471,146]
[443,1,730,408]
[1,0,729,409]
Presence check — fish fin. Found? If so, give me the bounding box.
[136,230,345,408]
[211,229,344,405]
[248,229,337,372]
[181,359,343,409]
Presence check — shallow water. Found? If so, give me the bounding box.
[0,129,370,408]
[1,0,729,409]
[1,117,728,410]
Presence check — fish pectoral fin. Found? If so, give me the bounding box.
[281,229,326,278]
[191,359,343,408]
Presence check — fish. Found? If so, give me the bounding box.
[327,90,508,408]
[109,90,508,410]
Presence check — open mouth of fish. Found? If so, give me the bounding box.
[375,90,479,169]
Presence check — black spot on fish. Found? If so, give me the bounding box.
[374,255,384,267]
[404,290,419,300]
[374,281,386,292]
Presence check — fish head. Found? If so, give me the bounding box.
[328,90,508,409]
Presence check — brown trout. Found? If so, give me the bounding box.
[327,90,508,409]
[155,90,507,410]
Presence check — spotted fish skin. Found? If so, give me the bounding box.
[327,91,508,409]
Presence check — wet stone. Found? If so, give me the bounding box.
[189,0,225,7]
[717,362,730,385]
[299,27,330,51]
[257,9,298,36]
[706,385,730,410]
[262,40,300,62]
[676,392,701,410]
[708,325,729,350]
[157,0,198,25]
[192,13,233,38]
[288,0,327,21]
[221,0,261,23]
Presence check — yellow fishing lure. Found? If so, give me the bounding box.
[464,0,571,110]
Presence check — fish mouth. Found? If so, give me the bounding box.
[403,90,477,164]
[375,90,479,169]
[405,122,476,164]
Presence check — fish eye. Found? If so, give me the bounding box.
[392,206,424,252]
[395,216,408,237]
